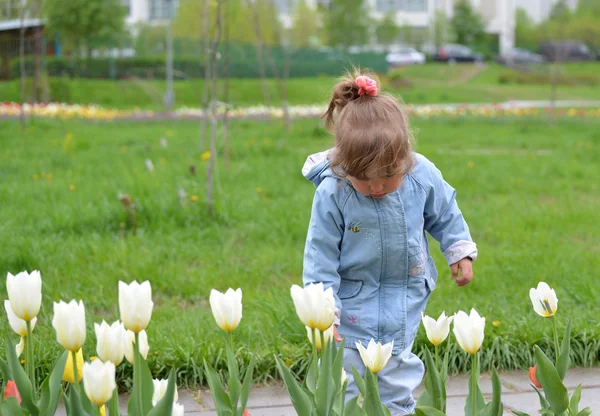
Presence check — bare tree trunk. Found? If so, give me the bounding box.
[200,0,211,151]
[223,0,231,170]
[207,0,224,211]
[19,0,26,130]
[246,0,271,107]
[549,6,566,126]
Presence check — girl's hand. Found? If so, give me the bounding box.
[333,325,342,342]
[451,258,473,286]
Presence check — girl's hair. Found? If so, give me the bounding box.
[322,69,415,180]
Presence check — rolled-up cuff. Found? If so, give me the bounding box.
[334,307,341,327]
[443,240,478,265]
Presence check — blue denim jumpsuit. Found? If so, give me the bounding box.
[302,151,477,415]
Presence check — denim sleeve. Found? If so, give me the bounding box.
[302,184,344,313]
[423,163,478,265]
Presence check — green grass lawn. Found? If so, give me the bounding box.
[1,63,599,111]
[0,115,599,388]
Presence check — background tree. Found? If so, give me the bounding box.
[432,9,450,50]
[325,0,369,51]
[42,0,127,56]
[376,13,400,52]
[290,0,321,48]
[450,0,485,45]
[514,7,540,51]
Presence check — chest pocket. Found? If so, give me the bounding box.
[338,279,363,299]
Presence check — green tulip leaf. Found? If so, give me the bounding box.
[533,346,569,414]
[422,347,445,412]
[316,340,335,416]
[413,405,448,416]
[275,357,314,416]
[5,339,39,416]
[128,340,155,416]
[416,391,434,407]
[569,384,582,415]
[362,369,389,416]
[332,339,346,392]
[68,384,92,416]
[344,397,367,416]
[350,366,366,398]
[441,347,450,384]
[0,397,30,415]
[532,386,550,410]
[556,320,571,381]
[237,353,256,416]
[204,360,233,414]
[306,355,318,395]
[476,368,502,416]
[225,344,242,411]
[40,350,68,416]
[148,369,177,416]
[0,358,11,381]
[576,407,592,416]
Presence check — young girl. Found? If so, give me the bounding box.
[301,71,477,415]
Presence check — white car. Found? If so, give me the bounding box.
[386,48,426,67]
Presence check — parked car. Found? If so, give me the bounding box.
[539,41,596,62]
[433,44,483,63]
[386,48,426,68]
[496,48,545,65]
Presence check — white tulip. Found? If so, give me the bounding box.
[529,282,558,318]
[453,309,486,355]
[95,321,127,366]
[52,300,86,352]
[172,403,185,416]
[5,300,37,337]
[118,281,154,333]
[125,329,149,364]
[355,339,394,374]
[6,270,42,321]
[82,359,116,406]
[152,378,179,406]
[209,288,243,332]
[290,283,336,331]
[306,325,334,350]
[16,337,24,357]
[421,312,454,346]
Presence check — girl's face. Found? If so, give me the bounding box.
[348,171,403,199]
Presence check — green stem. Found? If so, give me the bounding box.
[320,329,326,356]
[110,384,120,415]
[471,353,478,416]
[551,316,560,362]
[134,332,143,413]
[435,344,439,373]
[26,320,35,394]
[228,331,234,351]
[311,328,319,385]
[71,350,80,392]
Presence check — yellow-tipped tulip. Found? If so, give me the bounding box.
[452,309,486,355]
[306,325,334,350]
[118,281,154,333]
[82,359,116,406]
[52,300,86,352]
[63,349,84,383]
[355,339,394,374]
[6,270,42,321]
[290,283,335,332]
[529,282,558,318]
[125,329,149,364]
[209,288,242,333]
[421,312,454,346]
[5,300,37,337]
[172,403,184,416]
[95,320,127,366]
[152,378,179,406]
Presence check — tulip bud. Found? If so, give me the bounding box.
[3,380,21,404]
[355,339,394,374]
[52,300,86,352]
[172,403,185,416]
[529,282,558,318]
[453,309,486,355]
[209,288,243,333]
[306,325,334,350]
[95,321,127,366]
[82,359,116,406]
[6,270,42,321]
[290,283,335,332]
[119,281,153,333]
[5,300,37,337]
[63,349,84,383]
[421,312,454,346]
[125,329,149,364]
[152,378,179,406]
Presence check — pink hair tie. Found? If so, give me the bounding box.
[356,76,377,97]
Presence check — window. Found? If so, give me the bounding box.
[150,0,178,20]
[376,0,397,13]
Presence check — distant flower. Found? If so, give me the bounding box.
[529,282,558,318]
[145,159,154,172]
[468,161,475,168]
[160,137,168,148]
[190,195,199,202]
[69,184,76,191]
[256,188,263,193]
[201,151,211,161]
